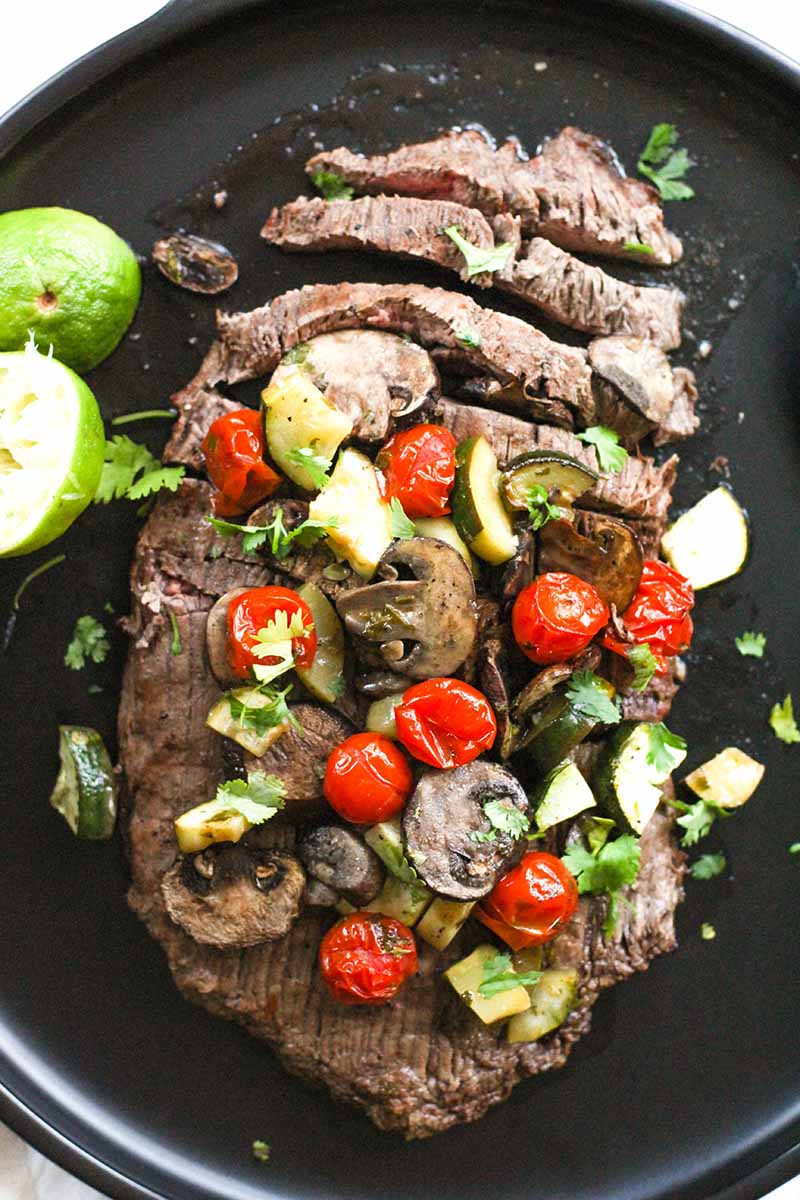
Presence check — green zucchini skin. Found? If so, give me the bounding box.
[452,437,484,541]
[50,726,117,840]
[518,693,597,775]
[593,721,664,836]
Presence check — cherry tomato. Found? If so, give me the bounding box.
[226,586,316,680]
[603,559,694,672]
[511,572,609,665]
[319,912,418,1005]
[324,733,413,824]
[475,851,578,948]
[394,677,497,769]
[376,424,457,518]
[202,408,281,517]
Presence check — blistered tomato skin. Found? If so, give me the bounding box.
[226,586,317,679]
[319,913,418,1005]
[377,424,457,519]
[476,852,578,948]
[202,408,281,517]
[394,677,497,769]
[603,559,694,671]
[323,733,413,824]
[511,572,609,665]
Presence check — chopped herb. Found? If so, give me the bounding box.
[247,609,309,685]
[690,852,726,879]
[110,409,177,426]
[228,684,297,737]
[65,615,110,670]
[565,670,621,725]
[576,425,629,474]
[88,684,103,695]
[646,722,687,774]
[735,630,766,658]
[322,561,350,581]
[627,642,658,692]
[287,446,332,490]
[11,553,65,611]
[562,834,641,936]
[282,342,310,366]
[378,837,429,904]
[389,497,416,539]
[790,843,800,857]
[251,1140,271,1164]
[208,509,337,559]
[167,609,182,656]
[526,483,561,532]
[309,170,354,201]
[701,922,716,940]
[126,464,186,501]
[669,795,724,847]
[454,326,482,349]
[103,601,115,616]
[206,771,286,826]
[769,694,800,744]
[95,435,184,503]
[478,952,543,997]
[442,225,514,278]
[472,798,530,843]
[622,241,655,255]
[637,123,695,201]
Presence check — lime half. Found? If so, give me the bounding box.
[0,340,105,557]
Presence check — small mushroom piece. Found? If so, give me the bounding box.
[152,232,239,294]
[336,537,478,679]
[588,336,674,425]
[205,587,250,687]
[161,844,305,948]
[304,878,340,908]
[299,826,385,906]
[538,515,644,612]
[403,762,529,900]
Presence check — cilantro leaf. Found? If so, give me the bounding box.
[94,435,184,503]
[790,843,800,857]
[252,1140,271,1164]
[454,326,482,349]
[701,922,716,940]
[310,170,354,201]
[576,425,629,474]
[627,642,658,692]
[483,798,530,840]
[769,694,800,744]
[208,509,336,560]
[526,484,562,532]
[565,670,621,725]
[670,796,721,846]
[478,952,542,997]
[637,123,695,201]
[227,684,297,737]
[281,342,310,366]
[561,834,641,935]
[376,837,429,903]
[646,722,687,774]
[389,497,416,539]
[287,446,332,491]
[167,609,182,656]
[443,225,514,278]
[622,241,655,255]
[690,852,726,879]
[735,630,766,658]
[64,615,109,670]
[209,771,286,825]
[126,464,185,500]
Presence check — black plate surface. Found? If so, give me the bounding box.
[1,2,800,1198]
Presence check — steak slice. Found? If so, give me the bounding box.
[306,126,682,265]
[263,195,683,348]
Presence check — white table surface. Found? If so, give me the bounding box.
[2,2,799,1198]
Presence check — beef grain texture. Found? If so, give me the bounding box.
[121,479,686,1138]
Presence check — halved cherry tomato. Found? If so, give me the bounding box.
[394,677,497,769]
[324,733,413,824]
[603,559,694,672]
[475,851,578,948]
[226,586,316,680]
[202,408,281,517]
[511,572,609,665]
[319,912,418,1005]
[376,424,457,518]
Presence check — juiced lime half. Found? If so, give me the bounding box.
[0,340,105,557]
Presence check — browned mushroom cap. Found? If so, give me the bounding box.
[403,762,529,900]
[335,537,477,679]
[588,336,674,425]
[245,704,353,823]
[205,587,250,686]
[299,826,384,905]
[538,515,644,612]
[161,844,305,948]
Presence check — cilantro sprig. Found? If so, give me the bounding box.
[64,615,109,670]
[454,326,482,349]
[389,497,416,539]
[576,425,628,475]
[95,435,185,503]
[309,170,354,201]
[227,683,299,738]
[201,771,286,826]
[526,484,562,532]
[566,670,621,725]
[769,694,800,744]
[735,631,766,659]
[627,642,658,692]
[443,225,514,278]
[690,852,726,880]
[637,123,695,201]
[471,798,530,844]
[622,241,655,256]
[287,446,332,491]
[208,508,337,559]
[562,834,641,936]
[646,722,687,775]
[478,952,542,997]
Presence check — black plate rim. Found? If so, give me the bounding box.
[1,2,799,1198]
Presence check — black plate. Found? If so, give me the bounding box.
[2,2,800,1198]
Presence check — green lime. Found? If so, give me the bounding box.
[0,340,105,557]
[0,207,141,373]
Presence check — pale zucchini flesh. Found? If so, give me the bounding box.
[413,516,477,575]
[206,687,290,757]
[533,761,596,832]
[684,746,764,809]
[445,944,531,1025]
[365,874,431,926]
[595,722,687,836]
[365,693,405,740]
[262,363,352,490]
[452,436,518,565]
[506,968,579,1043]
[50,726,117,840]
[308,447,393,577]
[174,802,250,854]
[294,582,345,703]
[363,819,430,903]
[661,485,748,590]
[416,898,476,950]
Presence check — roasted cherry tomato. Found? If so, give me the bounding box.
[376,423,457,518]
[603,559,694,672]
[475,851,578,948]
[202,408,281,517]
[226,586,316,680]
[319,912,418,1005]
[394,677,497,769]
[324,732,413,824]
[511,572,609,665]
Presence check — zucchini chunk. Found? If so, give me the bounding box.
[684,746,764,809]
[452,436,518,565]
[532,761,596,832]
[206,686,290,757]
[308,447,393,577]
[446,945,532,1025]
[594,721,687,835]
[518,682,615,775]
[262,363,353,490]
[365,693,405,740]
[416,898,476,951]
[364,875,431,926]
[661,485,748,589]
[506,968,579,1043]
[174,801,250,854]
[502,450,597,510]
[50,725,117,840]
[413,515,477,575]
[294,582,345,703]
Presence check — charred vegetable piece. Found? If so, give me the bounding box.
[532,761,596,831]
[50,725,117,839]
[452,436,518,565]
[684,747,764,809]
[395,677,497,769]
[594,720,687,835]
[538,516,644,613]
[205,587,250,687]
[262,364,353,491]
[152,232,238,294]
[445,945,531,1025]
[501,450,598,510]
[308,447,393,577]
[295,582,345,703]
[416,897,476,951]
[299,825,384,906]
[377,424,457,519]
[202,408,281,518]
[517,681,615,775]
[661,486,749,589]
[506,968,579,1043]
[206,686,291,757]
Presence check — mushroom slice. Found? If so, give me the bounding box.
[588,335,674,425]
[245,704,353,823]
[205,587,250,687]
[538,515,643,612]
[161,844,305,948]
[335,537,478,679]
[300,826,384,906]
[276,330,439,441]
[403,762,529,900]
